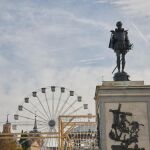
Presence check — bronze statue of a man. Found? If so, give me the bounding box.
[109,21,132,73]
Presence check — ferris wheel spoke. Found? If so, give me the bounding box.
[45,134,50,148]
[37,123,48,129]
[49,139,52,149]
[23,106,48,122]
[38,123,48,128]
[56,95,70,116]
[49,128,53,148]
[53,128,58,147]
[63,117,74,129]
[40,126,48,132]
[53,127,58,147]
[62,99,77,115]
[13,122,45,126]
[30,101,48,120]
[55,93,62,118]
[52,92,54,118]
[36,119,47,124]
[44,93,52,119]
[43,137,49,149]
[36,118,48,124]
[36,96,50,120]
[18,115,47,125]
[36,122,48,128]
[53,127,57,132]
[18,115,35,121]
[68,106,83,115]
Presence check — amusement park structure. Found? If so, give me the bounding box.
[58,115,98,150]
[0,86,98,150]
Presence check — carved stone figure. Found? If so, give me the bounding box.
[109,104,145,150]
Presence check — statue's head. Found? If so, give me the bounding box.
[116,21,122,29]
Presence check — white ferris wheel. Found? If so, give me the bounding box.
[13,86,89,149]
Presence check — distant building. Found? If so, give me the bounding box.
[0,116,17,150]
[29,116,43,150]
[19,116,43,150]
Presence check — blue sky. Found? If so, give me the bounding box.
[0,0,150,123]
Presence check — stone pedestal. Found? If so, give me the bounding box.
[95,81,150,150]
[113,71,130,81]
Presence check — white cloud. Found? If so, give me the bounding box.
[131,23,150,46]
[65,12,111,30]
[96,0,150,17]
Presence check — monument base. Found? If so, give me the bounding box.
[95,81,150,150]
[113,71,130,81]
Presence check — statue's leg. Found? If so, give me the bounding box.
[122,53,125,72]
[116,51,120,72]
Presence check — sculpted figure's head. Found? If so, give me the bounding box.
[116,21,122,29]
